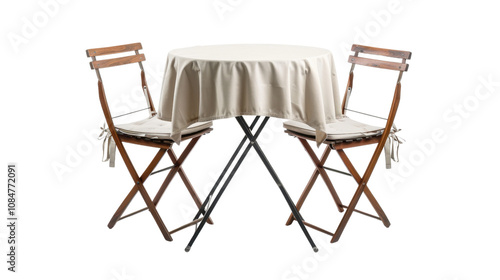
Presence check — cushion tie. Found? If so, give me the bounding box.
[384,124,404,169]
[98,122,116,168]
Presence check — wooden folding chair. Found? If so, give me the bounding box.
[283,44,411,243]
[86,43,213,241]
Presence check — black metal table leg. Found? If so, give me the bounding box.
[191,117,260,221]
[185,116,318,253]
[236,117,318,252]
[185,117,268,252]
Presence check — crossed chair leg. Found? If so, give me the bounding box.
[107,136,213,241]
[286,138,390,243]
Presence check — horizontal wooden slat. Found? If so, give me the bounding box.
[86,43,142,57]
[303,221,335,236]
[90,54,145,69]
[169,218,204,234]
[351,44,411,59]
[329,136,380,149]
[348,55,409,71]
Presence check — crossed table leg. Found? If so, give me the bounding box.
[185,116,318,252]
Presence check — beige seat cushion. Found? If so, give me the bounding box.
[284,116,384,140]
[115,115,212,139]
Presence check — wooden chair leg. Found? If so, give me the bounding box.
[330,145,387,243]
[114,142,173,241]
[135,180,173,241]
[286,138,392,243]
[286,139,344,225]
[337,149,390,227]
[317,164,345,213]
[151,137,200,204]
[167,148,214,225]
[108,148,167,229]
[285,169,320,225]
[108,136,211,240]
[299,139,344,212]
[144,137,212,225]
[152,163,179,204]
[331,179,366,243]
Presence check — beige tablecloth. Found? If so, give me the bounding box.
[158,44,342,145]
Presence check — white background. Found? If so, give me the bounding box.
[2,0,500,279]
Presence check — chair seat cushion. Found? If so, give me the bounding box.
[115,115,212,139]
[284,116,384,140]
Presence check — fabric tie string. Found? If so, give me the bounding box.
[98,122,116,168]
[384,124,404,169]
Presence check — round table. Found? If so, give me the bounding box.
[158,44,342,145]
[157,44,343,252]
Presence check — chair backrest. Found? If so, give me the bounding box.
[86,43,156,129]
[341,44,411,126]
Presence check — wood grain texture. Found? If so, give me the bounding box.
[330,83,401,243]
[351,44,412,59]
[284,44,410,244]
[86,42,142,57]
[348,55,409,71]
[90,54,145,69]
[89,45,214,241]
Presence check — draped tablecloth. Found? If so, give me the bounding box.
[158,44,342,145]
